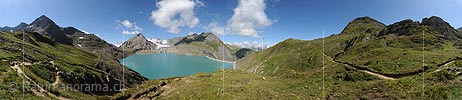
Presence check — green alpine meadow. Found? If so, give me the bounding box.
[1,0,462,99]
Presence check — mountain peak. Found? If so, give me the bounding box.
[199,32,218,38]
[29,15,59,29]
[421,16,457,35]
[340,16,386,34]
[136,33,144,37]
[38,15,51,20]
[27,15,74,45]
[175,32,222,46]
[120,33,156,53]
[14,22,29,29]
[351,16,384,24]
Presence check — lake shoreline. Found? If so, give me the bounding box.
[134,51,236,63]
[121,53,235,80]
[205,56,236,69]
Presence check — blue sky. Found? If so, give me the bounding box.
[1,0,461,48]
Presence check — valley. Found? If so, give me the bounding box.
[0,11,461,100]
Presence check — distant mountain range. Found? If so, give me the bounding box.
[119,32,241,61]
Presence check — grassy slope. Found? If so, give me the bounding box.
[236,17,462,99]
[0,31,119,99]
[108,17,462,99]
[0,60,40,99]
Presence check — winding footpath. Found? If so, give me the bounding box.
[322,53,396,80]
[253,60,268,73]
[430,57,461,74]
[10,61,70,100]
[323,53,460,80]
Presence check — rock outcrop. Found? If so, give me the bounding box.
[421,16,462,40]
[377,19,422,36]
[119,33,157,54]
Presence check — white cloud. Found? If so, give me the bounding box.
[151,0,201,34]
[121,20,133,28]
[205,22,225,35]
[226,41,272,50]
[122,30,140,35]
[227,0,273,37]
[118,19,143,34]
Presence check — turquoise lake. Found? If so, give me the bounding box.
[121,53,233,80]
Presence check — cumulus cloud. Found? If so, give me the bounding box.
[121,20,133,28]
[118,19,143,34]
[226,41,272,50]
[205,22,225,35]
[122,30,141,35]
[227,0,273,37]
[151,0,201,34]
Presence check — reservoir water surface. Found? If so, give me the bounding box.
[121,53,233,79]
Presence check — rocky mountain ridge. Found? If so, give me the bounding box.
[121,32,238,61]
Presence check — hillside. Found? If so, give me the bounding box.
[0,16,147,99]
[113,16,462,99]
[234,16,462,99]
[107,16,461,99]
